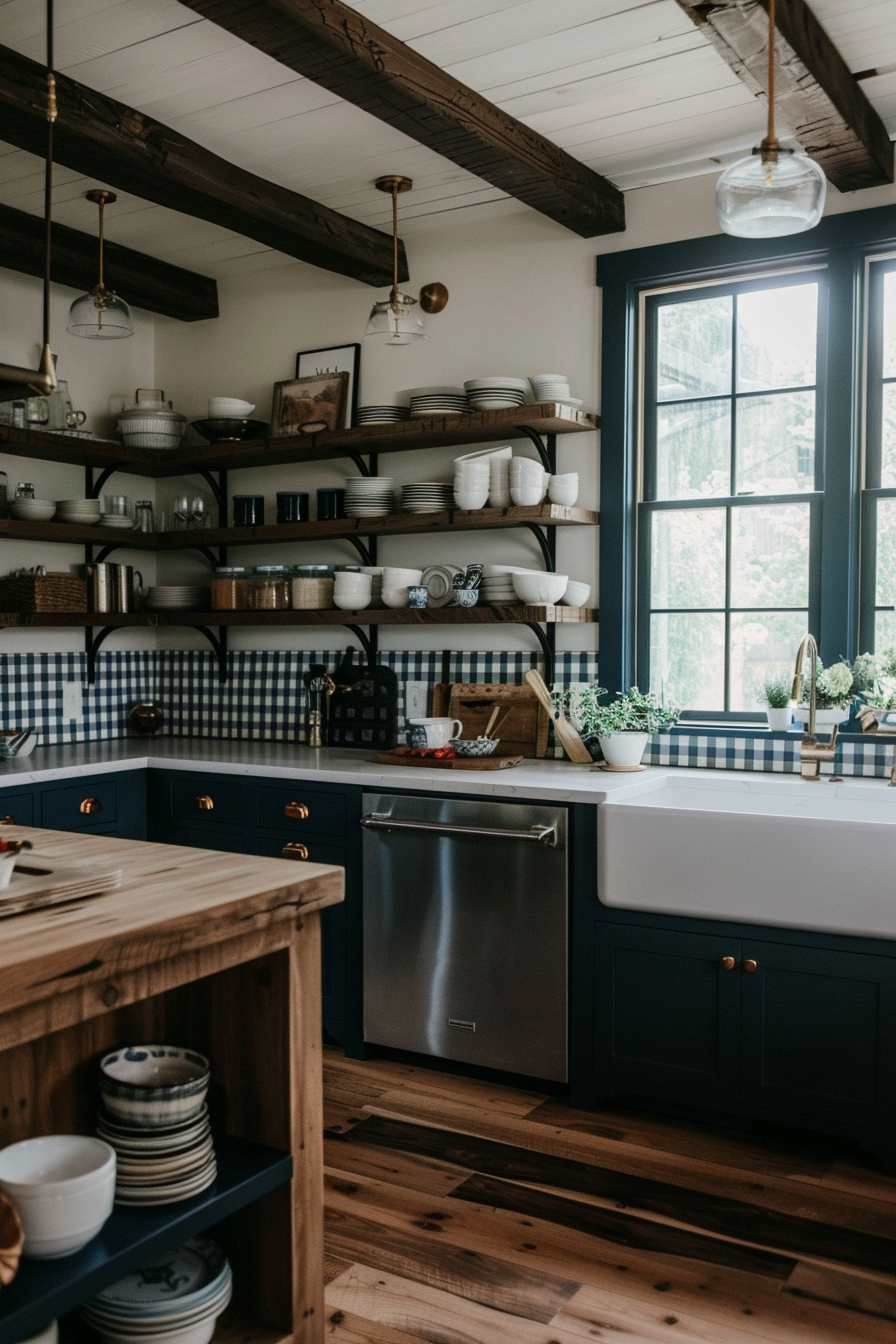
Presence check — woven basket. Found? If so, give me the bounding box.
[0,573,87,613]
[291,577,334,610]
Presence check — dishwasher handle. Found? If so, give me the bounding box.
[361,813,558,847]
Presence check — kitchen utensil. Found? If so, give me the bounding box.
[118,394,186,449]
[375,751,522,770]
[86,563,116,613]
[407,717,463,748]
[451,736,499,757]
[433,682,549,758]
[525,669,592,763]
[484,705,502,738]
[327,650,399,749]
[0,728,35,760]
[114,566,143,614]
[133,501,154,532]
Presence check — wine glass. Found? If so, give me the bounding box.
[189,495,207,529]
[173,495,191,530]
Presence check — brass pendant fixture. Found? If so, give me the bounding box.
[364,175,449,344]
[0,0,57,399]
[67,190,134,339]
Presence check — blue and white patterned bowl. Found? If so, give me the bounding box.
[452,737,499,757]
[100,1047,210,1130]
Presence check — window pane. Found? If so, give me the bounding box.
[656,295,732,401]
[730,504,810,608]
[650,612,725,709]
[876,498,896,608]
[875,611,896,653]
[736,391,815,494]
[882,383,896,488]
[654,399,730,500]
[737,284,817,391]
[884,270,896,379]
[651,509,726,608]
[730,611,807,711]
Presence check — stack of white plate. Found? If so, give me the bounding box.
[355,405,410,425]
[528,374,583,409]
[400,483,455,513]
[407,387,467,418]
[56,498,101,525]
[100,515,135,530]
[344,478,396,516]
[82,1237,231,1344]
[143,586,209,611]
[464,378,528,411]
[97,1106,216,1207]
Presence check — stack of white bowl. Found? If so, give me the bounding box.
[10,497,56,522]
[512,572,569,605]
[528,375,582,408]
[360,566,384,607]
[334,571,373,610]
[401,483,455,513]
[548,473,579,506]
[454,457,489,510]
[382,567,423,609]
[344,477,396,517]
[56,498,102,525]
[407,387,467,418]
[355,404,409,425]
[0,1135,115,1259]
[82,1237,232,1344]
[509,458,549,506]
[464,378,527,411]
[98,1045,215,1207]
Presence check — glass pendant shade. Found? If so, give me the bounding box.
[365,295,428,345]
[716,150,827,238]
[67,288,134,339]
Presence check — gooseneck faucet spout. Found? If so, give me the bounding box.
[790,633,838,781]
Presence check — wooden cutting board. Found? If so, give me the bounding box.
[376,753,524,771]
[430,682,549,758]
[0,856,122,918]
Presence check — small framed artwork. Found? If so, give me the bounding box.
[296,343,360,429]
[271,371,350,437]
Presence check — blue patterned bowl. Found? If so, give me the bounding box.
[100,1046,210,1129]
[452,737,499,757]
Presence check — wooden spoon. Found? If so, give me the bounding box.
[525,670,592,764]
[484,705,502,738]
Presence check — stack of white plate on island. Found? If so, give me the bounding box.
[97,1105,217,1206]
[82,1237,231,1344]
[344,477,396,516]
[464,378,528,411]
[354,405,410,425]
[142,586,209,611]
[400,482,455,513]
[56,498,102,525]
[408,387,467,418]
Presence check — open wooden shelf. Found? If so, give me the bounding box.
[0,503,598,551]
[0,403,598,476]
[0,1135,292,1344]
[0,605,597,629]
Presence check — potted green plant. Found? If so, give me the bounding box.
[793,659,853,728]
[563,685,678,768]
[761,674,793,731]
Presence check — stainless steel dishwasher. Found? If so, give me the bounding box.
[361,792,568,1081]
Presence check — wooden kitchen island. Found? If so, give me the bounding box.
[0,826,344,1344]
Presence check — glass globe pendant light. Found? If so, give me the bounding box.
[67,190,134,339]
[364,176,448,345]
[716,0,826,238]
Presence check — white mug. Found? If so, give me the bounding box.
[407,717,463,748]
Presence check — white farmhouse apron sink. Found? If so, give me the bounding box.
[598,774,896,939]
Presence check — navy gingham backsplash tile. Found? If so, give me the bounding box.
[0,652,156,744]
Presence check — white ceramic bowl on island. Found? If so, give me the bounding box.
[0,1135,115,1258]
[512,573,569,605]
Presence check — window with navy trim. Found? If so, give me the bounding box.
[863,255,896,652]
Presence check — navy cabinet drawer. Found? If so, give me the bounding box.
[158,827,251,855]
[0,792,34,827]
[41,779,117,830]
[169,775,246,829]
[256,785,346,837]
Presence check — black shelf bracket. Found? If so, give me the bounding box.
[85,463,127,499]
[85,625,117,683]
[344,623,377,666]
[524,523,555,570]
[190,624,229,682]
[193,468,227,518]
[346,450,372,477]
[514,427,557,475]
[523,621,555,684]
[345,535,373,566]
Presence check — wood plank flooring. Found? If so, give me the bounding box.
[322,1049,896,1343]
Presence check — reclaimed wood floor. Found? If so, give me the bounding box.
[322,1048,896,1343]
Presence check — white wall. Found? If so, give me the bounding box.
[0,268,157,652]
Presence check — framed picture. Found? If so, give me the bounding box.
[271,371,350,437]
[296,343,360,429]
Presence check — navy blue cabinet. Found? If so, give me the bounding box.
[0,771,146,839]
[0,792,34,827]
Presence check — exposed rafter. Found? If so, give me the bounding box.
[0,43,406,288]
[675,0,893,191]
[181,0,625,239]
[0,203,218,322]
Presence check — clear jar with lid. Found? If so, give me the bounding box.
[211,565,253,611]
[248,565,291,611]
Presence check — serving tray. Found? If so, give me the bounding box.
[0,856,122,918]
[375,752,523,771]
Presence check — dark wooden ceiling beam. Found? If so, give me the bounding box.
[0,42,405,287]
[0,202,219,322]
[181,0,625,238]
[675,0,893,191]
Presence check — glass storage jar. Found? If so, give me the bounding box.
[211,565,253,611]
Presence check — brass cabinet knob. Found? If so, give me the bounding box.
[197,795,214,811]
[284,802,309,820]
[0,815,15,826]
[282,842,309,861]
[80,797,102,815]
[721,956,737,971]
[744,958,758,973]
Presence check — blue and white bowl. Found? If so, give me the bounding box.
[452,737,498,758]
[100,1047,210,1130]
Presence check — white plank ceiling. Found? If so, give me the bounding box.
[0,0,894,279]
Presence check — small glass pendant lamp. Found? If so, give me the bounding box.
[716,0,826,238]
[67,190,134,339]
[364,175,448,344]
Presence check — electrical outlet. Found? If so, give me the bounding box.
[405,681,429,719]
[62,682,83,723]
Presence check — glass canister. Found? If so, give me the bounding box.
[248,565,291,611]
[211,565,253,610]
[134,501,155,532]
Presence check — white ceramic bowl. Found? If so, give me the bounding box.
[453,488,489,510]
[548,478,579,506]
[509,458,546,482]
[560,580,591,607]
[512,573,569,605]
[510,485,546,507]
[10,499,56,521]
[382,568,422,585]
[454,446,512,463]
[0,1136,115,1259]
[208,398,254,418]
[381,586,410,609]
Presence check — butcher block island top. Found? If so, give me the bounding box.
[0,826,345,1344]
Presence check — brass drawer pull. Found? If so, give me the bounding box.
[0,815,15,826]
[80,797,102,815]
[743,959,758,973]
[282,842,309,861]
[197,795,214,811]
[284,802,309,820]
[720,956,737,971]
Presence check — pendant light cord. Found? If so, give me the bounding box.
[391,183,399,307]
[43,0,55,350]
[765,0,778,154]
[97,197,105,291]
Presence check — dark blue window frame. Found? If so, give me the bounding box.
[596,205,896,716]
[860,254,896,652]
